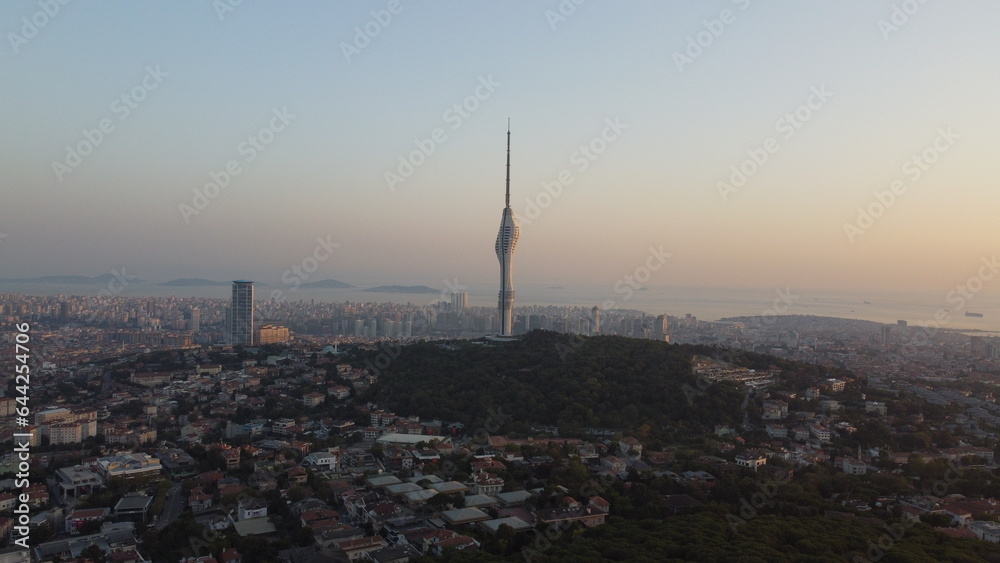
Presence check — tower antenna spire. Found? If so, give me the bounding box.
[505,119,511,208]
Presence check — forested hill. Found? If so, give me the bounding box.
[355,331,748,437]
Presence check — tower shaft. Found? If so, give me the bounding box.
[496,123,519,336]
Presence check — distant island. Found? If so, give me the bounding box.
[0,274,144,284]
[299,279,354,289]
[158,278,230,287]
[364,285,438,294]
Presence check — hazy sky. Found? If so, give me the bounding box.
[2,1,999,295]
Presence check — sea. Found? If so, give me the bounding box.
[4,281,1000,333]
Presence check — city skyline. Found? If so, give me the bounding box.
[3,2,1000,297]
[6,5,1000,554]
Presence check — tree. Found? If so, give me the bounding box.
[427,492,464,510]
[920,513,953,527]
[28,523,53,546]
[79,519,104,536]
[494,523,516,555]
[80,544,106,563]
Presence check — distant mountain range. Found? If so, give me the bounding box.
[0,274,144,284]
[364,285,439,294]
[158,278,231,287]
[300,279,354,289]
[0,275,432,293]
[159,278,354,288]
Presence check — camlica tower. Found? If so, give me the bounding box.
[495,122,519,336]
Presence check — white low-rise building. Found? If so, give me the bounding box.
[808,424,831,442]
[735,454,767,472]
[303,450,339,472]
[842,458,867,475]
[766,425,788,439]
[971,521,1000,543]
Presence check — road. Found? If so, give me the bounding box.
[156,483,183,530]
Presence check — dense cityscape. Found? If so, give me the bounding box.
[3,284,1000,561]
[6,2,1000,562]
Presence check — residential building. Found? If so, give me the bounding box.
[823,378,846,392]
[65,507,110,534]
[471,473,504,497]
[333,536,387,561]
[56,466,103,499]
[156,449,198,479]
[619,437,643,459]
[971,521,1000,543]
[808,424,831,442]
[766,425,788,439]
[536,497,608,528]
[842,458,867,475]
[303,450,339,472]
[237,498,268,521]
[114,494,154,524]
[735,453,767,472]
[602,456,626,474]
[34,526,143,563]
[49,422,83,445]
[303,392,325,407]
[230,281,254,346]
[865,401,888,415]
[257,324,289,345]
[96,453,163,483]
[328,385,351,400]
